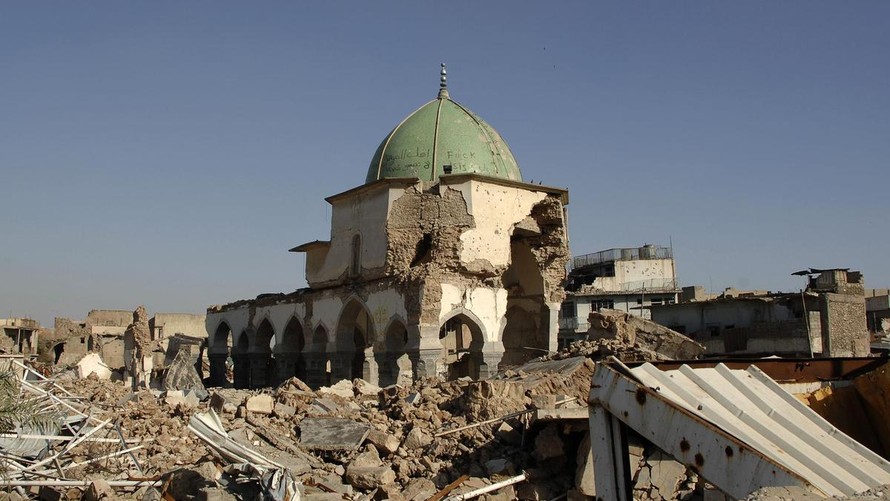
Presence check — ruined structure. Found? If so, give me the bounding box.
[0,317,40,355]
[560,244,680,347]
[651,268,869,358]
[206,66,570,389]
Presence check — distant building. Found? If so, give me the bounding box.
[0,318,40,355]
[865,289,890,333]
[205,69,570,389]
[559,244,680,346]
[651,268,869,358]
[44,309,205,369]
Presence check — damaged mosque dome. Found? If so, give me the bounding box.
[206,65,570,390]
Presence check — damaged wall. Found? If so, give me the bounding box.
[208,175,569,388]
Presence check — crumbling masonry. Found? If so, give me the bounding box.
[206,72,570,389]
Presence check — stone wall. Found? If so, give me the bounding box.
[821,292,869,357]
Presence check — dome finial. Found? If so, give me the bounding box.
[438,63,449,99]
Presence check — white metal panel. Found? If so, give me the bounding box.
[628,362,890,497]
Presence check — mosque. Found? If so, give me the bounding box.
[205,66,570,389]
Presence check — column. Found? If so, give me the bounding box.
[208,353,229,387]
[477,350,504,380]
[232,354,250,389]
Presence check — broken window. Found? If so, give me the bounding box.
[591,300,614,311]
[410,233,433,267]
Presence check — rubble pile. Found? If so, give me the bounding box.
[0,356,596,500]
[545,308,705,362]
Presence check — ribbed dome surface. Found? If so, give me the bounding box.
[366,94,522,184]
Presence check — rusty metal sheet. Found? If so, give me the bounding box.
[632,357,886,383]
[591,360,890,498]
[590,362,817,499]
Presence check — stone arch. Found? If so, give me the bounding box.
[210,321,234,355]
[52,342,66,365]
[275,316,307,384]
[377,316,410,386]
[502,305,541,367]
[208,321,234,387]
[438,309,486,380]
[501,236,551,366]
[308,324,330,388]
[249,318,275,388]
[232,330,250,389]
[335,298,377,383]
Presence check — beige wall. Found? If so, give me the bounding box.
[152,313,206,340]
[594,258,675,292]
[86,310,131,327]
[453,179,546,268]
[306,185,398,285]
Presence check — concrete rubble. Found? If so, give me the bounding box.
[545,308,705,363]
[4,331,890,500]
[0,354,602,500]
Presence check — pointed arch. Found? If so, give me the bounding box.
[254,318,275,353]
[438,309,486,380]
[232,330,251,389]
[502,305,540,367]
[335,297,377,382]
[276,316,307,384]
[211,321,233,354]
[378,316,410,386]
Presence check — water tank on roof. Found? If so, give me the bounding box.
[640,244,656,259]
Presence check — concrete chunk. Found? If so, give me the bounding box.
[299,417,370,451]
[245,394,274,415]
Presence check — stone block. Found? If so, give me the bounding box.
[366,429,400,455]
[273,402,296,417]
[245,394,274,414]
[318,380,354,399]
[402,427,431,449]
[402,477,437,501]
[77,353,112,380]
[344,466,396,490]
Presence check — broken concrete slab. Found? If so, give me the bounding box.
[272,402,296,418]
[317,380,353,399]
[163,348,209,400]
[245,394,274,415]
[589,309,705,360]
[298,417,370,451]
[76,353,112,380]
[164,390,200,409]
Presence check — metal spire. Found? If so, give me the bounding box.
[438,63,449,99]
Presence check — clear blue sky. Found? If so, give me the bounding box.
[2,2,888,325]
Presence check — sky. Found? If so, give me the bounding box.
[1,2,888,326]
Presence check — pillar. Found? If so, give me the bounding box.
[249,353,274,388]
[478,350,504,380]
[208,353,229,387]
[232,354,250,389]
[303,351,327,389]
[275,351,303,385]
[329,350,351,383]
[361,347,378,385]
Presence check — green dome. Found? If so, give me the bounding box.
[366,89,523,184]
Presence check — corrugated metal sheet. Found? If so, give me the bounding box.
[628,362,890,497]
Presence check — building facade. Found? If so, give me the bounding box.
[651,268,869,358]
[205,70,570,389]
[558,244,679,346]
